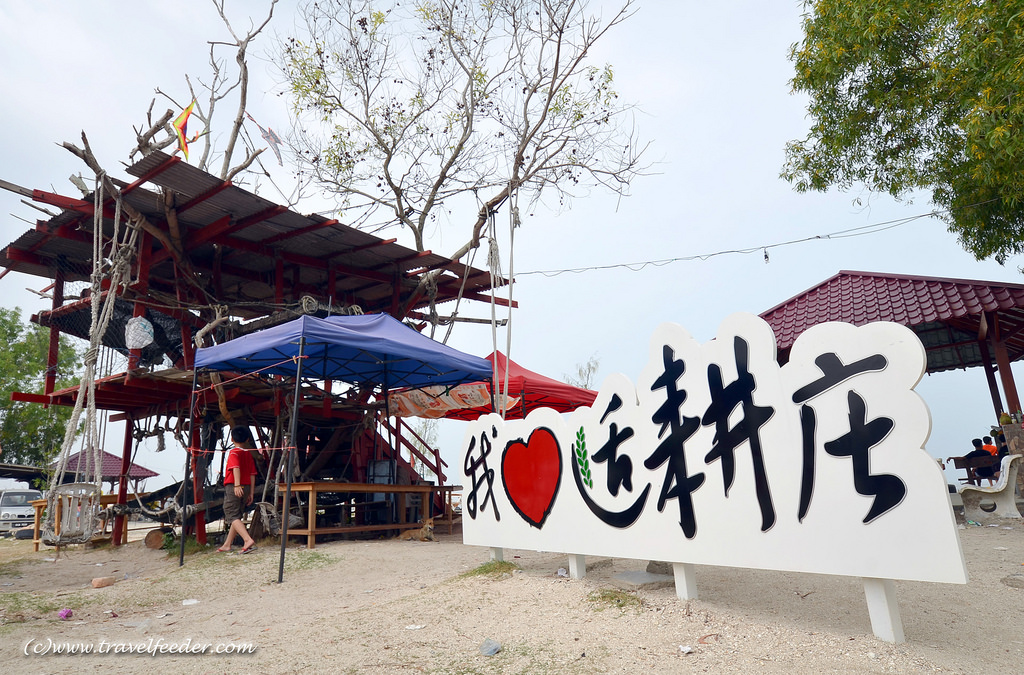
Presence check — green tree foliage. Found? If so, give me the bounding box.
[0,308,79,467]
[280,0,645,264]
[783,1,1024,263]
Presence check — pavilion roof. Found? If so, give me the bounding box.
[759,270,1024,373]
[51,449,158,480]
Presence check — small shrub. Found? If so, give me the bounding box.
[587,588,642,612]
[460,560,520,580]
[162,535,211,557]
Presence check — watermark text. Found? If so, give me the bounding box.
[23,637,257,656]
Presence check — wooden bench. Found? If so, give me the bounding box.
[959,454,1022,521]
[951,455,1001,486]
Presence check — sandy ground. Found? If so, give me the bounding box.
[0,518,1022,674]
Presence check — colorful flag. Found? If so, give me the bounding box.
[173,100,199,160]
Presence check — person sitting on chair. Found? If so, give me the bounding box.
[966,437,997,486]
[218,426,258,554]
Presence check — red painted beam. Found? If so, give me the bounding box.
[121,155,181,194]
[149,214,231,266]
[325,237,398,258]
[262,218,338,245]
[175,180,232,214]
[30,189,94,214]
[5,246,50,267]
[58,155,181,231]
[11,392,50,404]
[199,205,288,247]
[393,250,433,266]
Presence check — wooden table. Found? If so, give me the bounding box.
[278,482,461,549]
[30,494,148,552]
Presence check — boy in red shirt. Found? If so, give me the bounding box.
[217,426,258,553]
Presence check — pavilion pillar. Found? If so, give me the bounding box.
[989,312,1021,414]
[977,336,1004,419]
[112,416,133,547]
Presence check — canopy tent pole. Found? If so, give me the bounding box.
[278,337,306,584]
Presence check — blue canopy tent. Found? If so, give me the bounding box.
[194,313,494,389]
[190,313,493,581]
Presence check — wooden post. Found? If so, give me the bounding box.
[977,338,1004,419]
[112,416,133,547]
[44,269,64,396]
[127,232,152,372]
[990,312,1021,413]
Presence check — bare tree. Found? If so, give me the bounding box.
[565,353,599,389]
[280,0,646,277]
[132,0,282,187]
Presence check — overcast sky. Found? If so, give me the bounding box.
[2,1,1022,490]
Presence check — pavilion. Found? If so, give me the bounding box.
[759,270,1024,420]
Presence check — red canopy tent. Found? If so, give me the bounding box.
[442,351,598,421]
[385,351,598,420]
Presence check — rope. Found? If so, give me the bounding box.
[43,173,141,546]
[502,181,518,416]
[487,208,504,417]
[441,242,479,344]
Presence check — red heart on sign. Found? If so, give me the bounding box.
[501,427,562,528]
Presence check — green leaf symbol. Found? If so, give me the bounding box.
[574,426,592,488]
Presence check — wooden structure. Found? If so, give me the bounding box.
[279,482,460,548]
[1,150,506,546]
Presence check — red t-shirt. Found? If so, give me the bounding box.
[225,446,257,486]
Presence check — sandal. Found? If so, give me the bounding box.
[240,544,257,554]
[216,546,232,553]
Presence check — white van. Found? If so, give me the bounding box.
[0,489,42,535]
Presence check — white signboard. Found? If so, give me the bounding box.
[461,314,967,585]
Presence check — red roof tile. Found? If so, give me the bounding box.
[759,271,1024,373]
[50,449,158,480]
